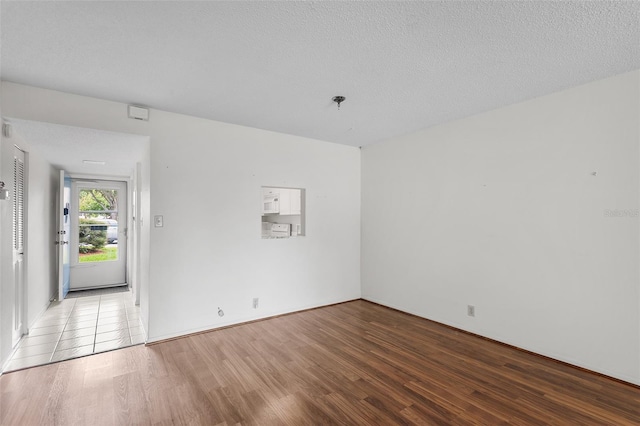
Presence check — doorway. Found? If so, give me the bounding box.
[70,180,127,291]
[0,119,150,372]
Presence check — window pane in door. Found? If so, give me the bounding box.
[78,188,119,263]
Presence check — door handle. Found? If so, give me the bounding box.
[55,241,69,245]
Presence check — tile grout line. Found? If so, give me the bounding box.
[49,298,77,363]
[93,295,103,353]
[6,304,71,370]
[8,289,134,370]
[13,293,138,369]
[124,295,132,342]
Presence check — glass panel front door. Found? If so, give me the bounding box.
[70,179,127,291]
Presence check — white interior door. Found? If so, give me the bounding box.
[57,170,71,300]
[12,146,26,346]
[70,180,127,290]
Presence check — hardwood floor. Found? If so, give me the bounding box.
[1,300,638,425]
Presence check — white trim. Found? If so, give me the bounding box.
[146,296,358,343]
[361,296,640,386]
[133,163,142,305]
[21,149,28,338]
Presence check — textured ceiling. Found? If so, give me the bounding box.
[9,119,148,177]
[1,1,639,147]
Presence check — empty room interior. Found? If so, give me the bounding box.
[0,1,639,424]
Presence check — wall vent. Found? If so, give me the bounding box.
[128,105,149,121]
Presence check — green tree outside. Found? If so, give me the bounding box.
[79,218,107,253]
[79,189,118,219]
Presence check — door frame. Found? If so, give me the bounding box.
[0,119,150,371]
[63,172,139,301]
[12,145,28,347]
[131,164,142,305]
[57,170,71,301]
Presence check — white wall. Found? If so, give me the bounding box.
[1,82,361,343]
[362,70,640,385]
[144,107,361,340]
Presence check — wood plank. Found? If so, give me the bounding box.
[1,300,638,424]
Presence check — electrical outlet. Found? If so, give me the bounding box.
[467,305,475,317]
[253,298,259,309]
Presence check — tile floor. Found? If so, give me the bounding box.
[3,287,144,372]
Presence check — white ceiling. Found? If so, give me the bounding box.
[1,1,639,147]
[8,119,148,177]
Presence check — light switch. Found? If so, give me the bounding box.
[154,215,163,227]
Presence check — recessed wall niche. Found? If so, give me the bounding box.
[261,187,305,238]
